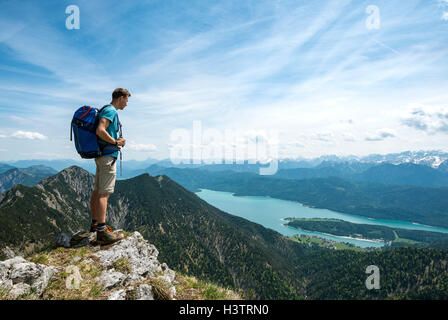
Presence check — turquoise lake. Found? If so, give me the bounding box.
[195,189,448,248]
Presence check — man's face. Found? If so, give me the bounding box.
[119,95,129,109]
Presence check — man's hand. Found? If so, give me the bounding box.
[117,137,126,147]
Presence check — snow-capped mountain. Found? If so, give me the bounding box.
[280,150,448,168]
[359,150,448,168]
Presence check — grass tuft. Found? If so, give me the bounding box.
[150,278,172,300]
[112,257,131,274]
[173,273,241,300]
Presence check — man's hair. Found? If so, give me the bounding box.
[112,88,131,100]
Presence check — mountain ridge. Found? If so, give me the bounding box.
[0,166,57,193]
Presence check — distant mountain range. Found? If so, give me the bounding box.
[272,161,448,187]
[3,156,448,196]
[2,149,448,173]
[0,165,57,193]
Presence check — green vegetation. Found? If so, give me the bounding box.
[300,247,448,299]
[289,235,366,252]
[285,218,448,248]
[174,273,241,300]
[0,167,304,299]
[0,167,94,255]
[113,173,304,299]
[17,241,241,300]
[150,277,172,300]
[289,234,366,252]
[112,257,131,274]
[2,166,448,300]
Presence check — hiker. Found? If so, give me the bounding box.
[89,88,130,244]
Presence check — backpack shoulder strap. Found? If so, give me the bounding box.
[98,104,111,114]
[97,105,121,136]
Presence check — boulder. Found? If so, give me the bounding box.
[95,269,126,289]
[0,256,58,298]
[108,289,126,300]
[2,247,16,260]
[93,232,163,284]
[9,283,31,298]
[134,284,154,300]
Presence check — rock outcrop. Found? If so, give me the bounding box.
[92,232,177,300]
[0,232,177,300]
[0,256,58,299]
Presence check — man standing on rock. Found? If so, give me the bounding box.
[89,88,130,244]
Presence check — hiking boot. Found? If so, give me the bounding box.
[96,225,124,245]
[70,231,95,248]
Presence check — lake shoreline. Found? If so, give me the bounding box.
[281,222,386,244]
[199,188,448,231]
[196,189,448,249]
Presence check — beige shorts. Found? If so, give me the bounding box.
[94,156,117,194]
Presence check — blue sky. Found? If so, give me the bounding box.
[1,0,448,162]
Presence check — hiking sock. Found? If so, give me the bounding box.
[90,220,98,232]
[97,223,106,231]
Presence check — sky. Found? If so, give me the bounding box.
[1,0,448,162]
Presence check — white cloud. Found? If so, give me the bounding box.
[10,131,47,140]
[312,132,335,142]
[365,129,396,141]
[401,105,448,134]
[342,133,357,142]
[127,142,157,152]
[442,12,448,20]
[285,141,305,148]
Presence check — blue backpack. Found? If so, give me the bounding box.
[70,105,122,159]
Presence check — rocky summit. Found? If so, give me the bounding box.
[0,231,239,300]
[90,231,177,300]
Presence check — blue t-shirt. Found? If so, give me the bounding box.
[98,105,119,159]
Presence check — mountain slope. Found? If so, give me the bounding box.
[271,162,448,187]
[0,166,94,254]
[0,166,58,193]
[0,164,16,174]
[354,163,448,187]
[0,166,306,299]
[1,166,448,300]
[108,173,307,299]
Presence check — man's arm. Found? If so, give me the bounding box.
[96,117,126,146]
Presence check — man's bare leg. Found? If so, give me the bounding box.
[90,190,110,232]
[96,193,110,224]
[90,189,99,223]
[94,192,123,243]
